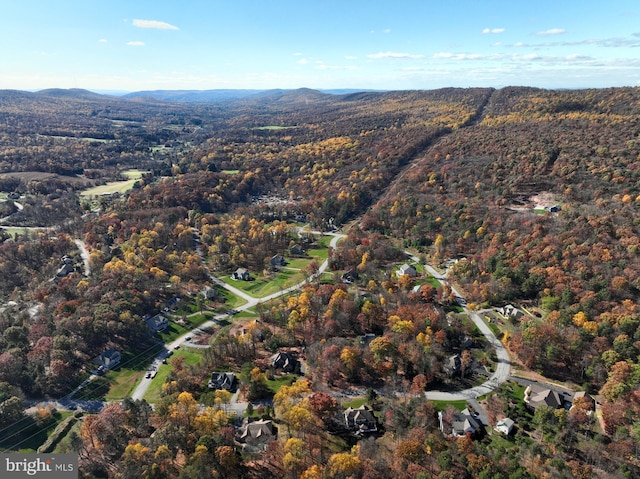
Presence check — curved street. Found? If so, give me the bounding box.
[130,231,344,401]
[420,263,511,401]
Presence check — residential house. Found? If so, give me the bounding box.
[55,263,75,278]
[93,348,121,370]
[232,268,250,281]
[494,417,515,435]
[498,304,524,321]
[235,418,277,452]
[341,269,359,284]
[270,254,286,268]
[397,263,418,278]
[523,384,563,410]
[146,314,169,333]
[570,391,596,413]
[208,372,237,391]
[290,244,304,256]
[270,351,299,374]
[438,408,481,437]
[344,405,378,435]
[443,354,461,377]
[201,286,218,300]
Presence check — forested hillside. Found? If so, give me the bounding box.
[1,86,640,478]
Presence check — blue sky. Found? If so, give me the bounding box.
[1,0,639,92]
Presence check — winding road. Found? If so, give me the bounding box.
[419,262,512,401]
[129,231,344,401]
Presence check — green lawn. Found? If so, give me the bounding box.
[79,170,147,198]
[156,314,211,343]
[211,288,247,312]
[0,411,72,452]
[143,348,204,403]
[341,397,368,409]
[84,343,166,401]
[104,368,146,401]
[227,269,307,298]
[265,374,298,394]
[429,399,469,411]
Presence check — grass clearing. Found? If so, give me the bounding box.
[252,126,296,131]
[143,348,204,403]
[156,314,211,343]
[429,399,469,412]
[341,397,367,409]
[265,374,298,394]
[79,169,147,198]
[0,411,72,452]
[226,269,307,298]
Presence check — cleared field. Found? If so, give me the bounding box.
[79,169,148,198]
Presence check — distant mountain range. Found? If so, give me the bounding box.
[121,88,382,103]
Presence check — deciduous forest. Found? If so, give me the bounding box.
[1,86,639,478]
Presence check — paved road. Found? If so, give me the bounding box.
[419,261,512,401]
[128,231,344,403]
[74,239,91,276]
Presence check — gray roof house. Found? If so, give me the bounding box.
[146,314,169,333]
[232,268,250,281]
[235,419,277,452]
[438,408,481,437]
[397,263,418,278]
[93,348,121,370]
[524,384,563,410]
[494,417,515,435]
[344,405,378,435]
[208,372,237,391]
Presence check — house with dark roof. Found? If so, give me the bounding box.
[270,351,299,374]
[270,254,286,268]
[208,372,237,391]
[235,418,277,452]
[341,269,359,284]
[146,314,169,333]
[523,384,563,410]
[232,268,250,281]
[344,405,378,435]
[290,244,304,256]
[443,354,461,377]
[93,348,121,370]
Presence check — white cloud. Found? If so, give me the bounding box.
[383,29,391,34]
[345,55,358,60]
[133,19,179,30]
[367,51,424,59]
[127,41,145,47]
[293,52,303,56]
[535,28,566,35]
[98,39,107,43]
[482,28,505,34]
[297,58,309,65]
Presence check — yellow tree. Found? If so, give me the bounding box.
[326,451,361,479]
